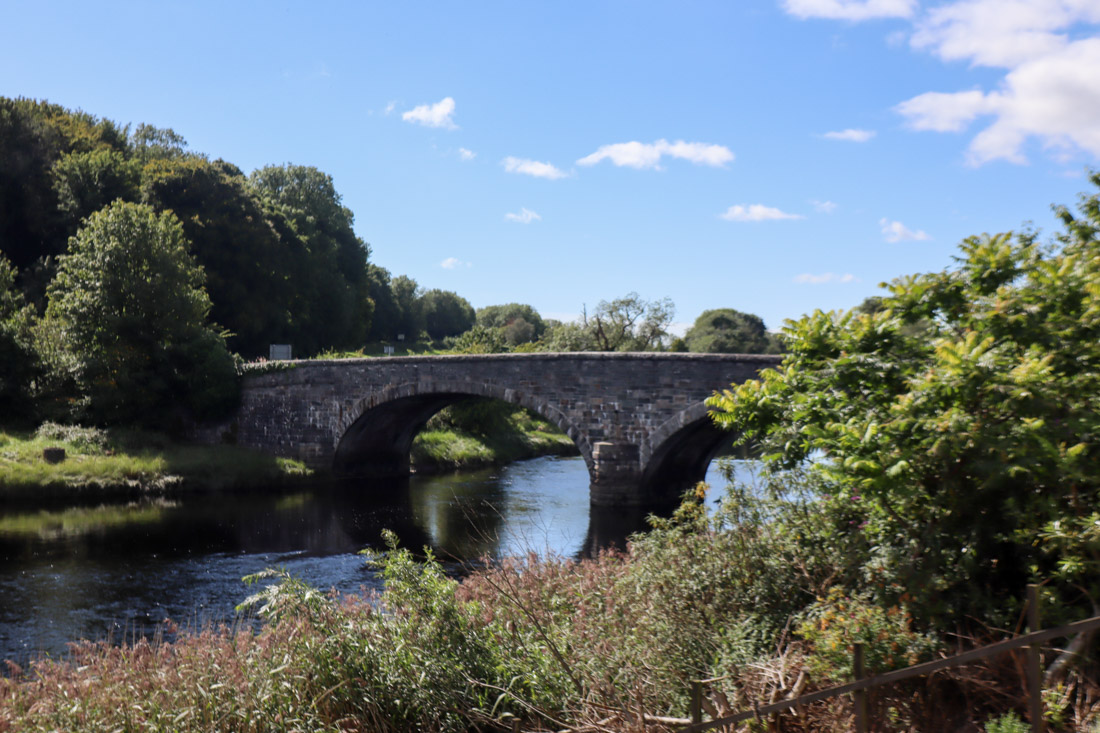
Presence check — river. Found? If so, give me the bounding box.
[0,456,752,664]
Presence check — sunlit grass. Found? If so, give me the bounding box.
[411,409,576,471]
[0,425,311,498]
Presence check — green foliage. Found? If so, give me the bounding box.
[45,201,238,425]
[984,712,1030,733]
[248,163,374,354]
[708,175,1100,625]
[52,147,139,233]
[477,303,546,345]
[445,323,509,353]
[0,255,39,418]
[684,307,782,354]
[797,588,938,681]
[421,288,475,339]
[538,293,675,352]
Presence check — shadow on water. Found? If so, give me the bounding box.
[0,456,669,663]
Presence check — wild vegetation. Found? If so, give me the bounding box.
[4,180,1100,731]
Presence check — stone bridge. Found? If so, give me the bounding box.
[209,353,780,506]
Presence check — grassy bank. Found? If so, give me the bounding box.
[3,481,1092,732]
[410,402,578,472]
[0,423,311,502]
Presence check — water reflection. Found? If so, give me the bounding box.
[0,456,741,663]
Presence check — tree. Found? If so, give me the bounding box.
[421,289,476,340]
[391,274,424,340]
[141,157,306,357]
[248,164,373,353]
[46,201,237,425]
[683,308,781,354]
[588,293,674,351]
[708,175,1100,626]
[476,303,546,346]
[0,255,38,418]
[52,148,140,235]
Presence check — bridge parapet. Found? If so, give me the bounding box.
[204,352,781,506]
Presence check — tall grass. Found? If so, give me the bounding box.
[5,480,1098,731]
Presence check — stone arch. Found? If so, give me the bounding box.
[332,380,593,478]
[638,401,735,504]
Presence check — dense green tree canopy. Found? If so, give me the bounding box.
[0,255,38,417]
[708,175,1100,624]
[684,308,781,354]
[476,303,545,346]
[421,289,476,340]
[46,201,236,424]
[248,164,373,353]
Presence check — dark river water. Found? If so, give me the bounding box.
[0,456,745,663]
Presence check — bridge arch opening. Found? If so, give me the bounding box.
[639,402,752,506]
[333,382,591,480]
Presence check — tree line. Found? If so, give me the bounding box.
[0,97,779,427]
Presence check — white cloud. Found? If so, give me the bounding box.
[811,199,838,213]
[783,0,917,21]
[383,101,396,115]
[440,257,471,269]
[504,207,542,224]
[880,218,931,242]
[822,128,877,142]
[402,97,457,129]
[794,272,860,284]
[502,157,568,180]
[458,147,476,161]
[893,1,1100,165]
[910,0,1100,69]
[720,204,804,222]
[577,139,734,170]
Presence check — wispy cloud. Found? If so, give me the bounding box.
[794,272,860,284]
[822,128,877,142]
[440,257,472,269]
[783,0,917,21]
[811,199,838,213]
[458,147,476,161]
[383,101,396,115]
[880,218,930,242]
[502,157,568,180]
[577,139,734,170]
[504,207,542,224]
[720,204,804,222]
[402,97,457,129]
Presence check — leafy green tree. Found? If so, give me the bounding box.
[588,293,674,351]
[476,303,545,345]
[708,175,1100,626]
[249,164,373,353]
[391,274,424,340]
[0,255,38,418]
[421,289,476,340]
[46,201,237,425]
[52,148,140,234]
[0,98,129,272]
[684,308,782,354]
[141,157,307,357]
[365,264,401,341]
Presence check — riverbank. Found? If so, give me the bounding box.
[410,404,578,472]
[0,410,578,503]
[0,423,313,503]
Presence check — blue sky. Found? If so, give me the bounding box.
[3,0,1099,333]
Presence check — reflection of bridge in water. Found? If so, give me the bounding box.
[204,353,780,506]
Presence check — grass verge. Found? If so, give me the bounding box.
[410,404,578,472]
[0,423,311,502]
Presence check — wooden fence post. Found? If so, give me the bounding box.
[690,680,703,725]
[854,642,868,733]
[1028,584,1044,733]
